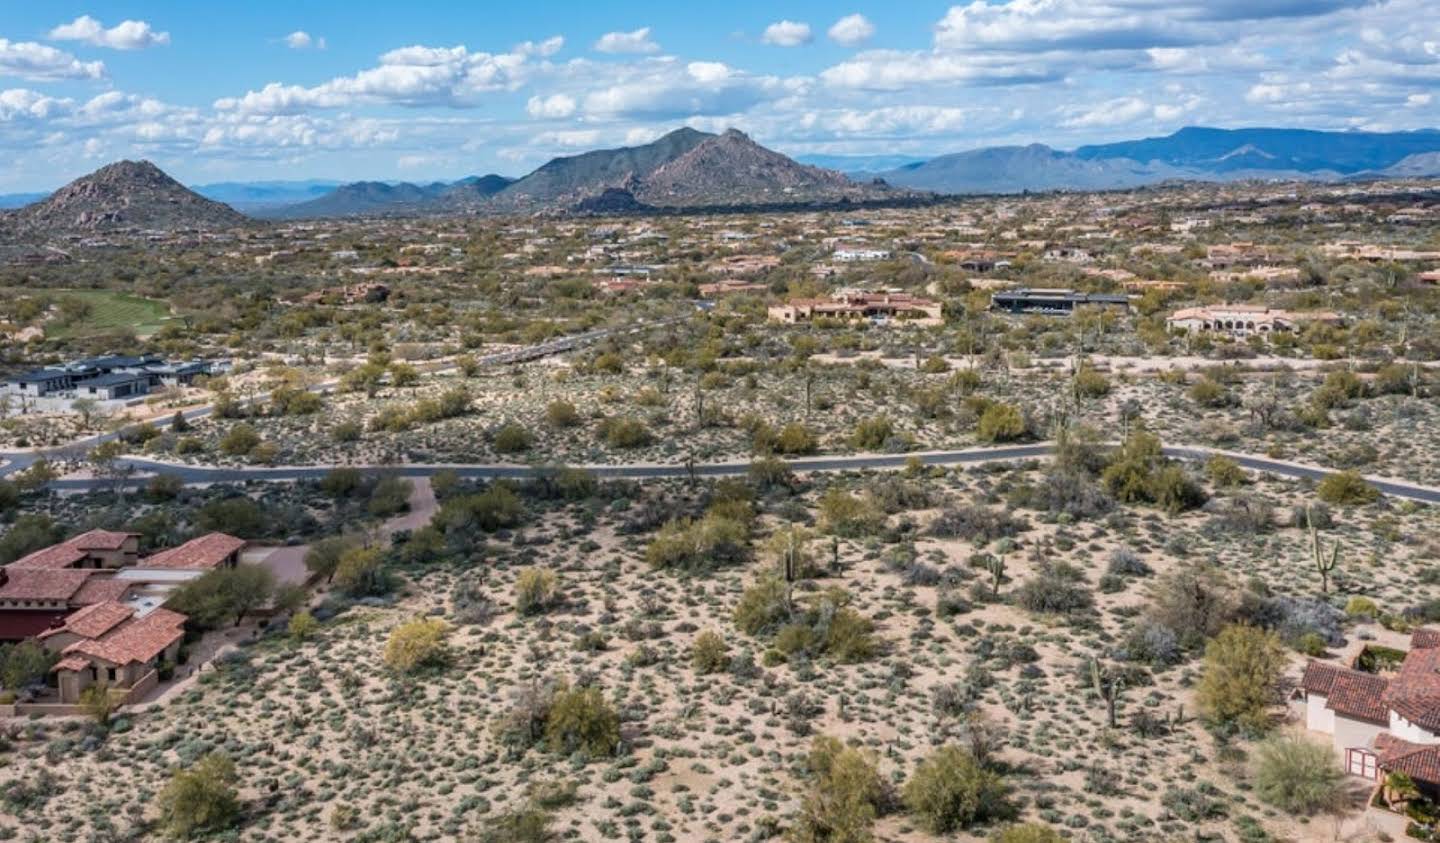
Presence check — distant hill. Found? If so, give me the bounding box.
[192,179,342,212]
[489,127,905,212]
[881,127,1440,194]
[259,180,451,219]
[1,160,248,234]
[0,192,47,210]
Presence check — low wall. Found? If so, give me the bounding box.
[0,669,158,719]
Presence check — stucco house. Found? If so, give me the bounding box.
[1301,629,1440,787]
[47,605,186,704]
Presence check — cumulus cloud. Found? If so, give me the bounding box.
[827,14,875,47]
[284,31,326,50]
[594,27,660,54]
[526,92,577,118]
[762,21,813,47]
[214,38,562,114]
[821,49,1060,90]
[576,58,787,119]
[0,39,105,80]
[49,15,170,50]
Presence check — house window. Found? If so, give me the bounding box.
[1346,748,1378,779]
[107,667,117,682]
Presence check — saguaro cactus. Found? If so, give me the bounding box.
[1307,504,1340,594]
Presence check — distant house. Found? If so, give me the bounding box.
[75,372,152,401]
[1,354,226,410]
[833,248,891,263]
[989,289,1130,315]
[768,290,943,325]
[139,533,245,571]
[1166,305,1342,337]
[1301,630,1440,789]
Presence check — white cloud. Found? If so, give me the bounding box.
[762,20,813,47]
[526,93,577,118]
[1060,95,1151,128]
[1408,93,1433,107]
[594,27,660,54]
[821,49,1059,90]
[49,15,170,50]
[575,57,785,119]
[215,38,562,113]
[0,88,75,122]
[827,14,875,47]
[284,31,326,50]
[0,39,105,80]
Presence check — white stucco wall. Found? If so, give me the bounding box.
[1389,711,1439,744]
[1334,715,1387,754]
[1307,693,1336,734]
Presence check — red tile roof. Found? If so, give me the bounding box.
[1377,733,1440,785]
[141,533,245,570]
[61,608,186,668]
[1385,646,1440,733]
[71,577,130,606]
[1327,670,1391,724]
[1413,628,1440,650]
[39,600,134,641]
[8,530,136,570]
[0,568,95,602]
[1301,660,1345,695]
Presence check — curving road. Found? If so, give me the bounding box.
[9,443,1440,505]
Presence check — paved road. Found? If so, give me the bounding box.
[14,443,1440,505]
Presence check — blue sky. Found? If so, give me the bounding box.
[0,1,1437,190]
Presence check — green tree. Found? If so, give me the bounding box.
[288,611,319,641]
[334,546,387,596]
[1,639,56,690]
[218,424,261,457]
[158,752,241,840]
[0,514,64,564]
[1197,624,1286,733]
[304,536,357,583]
[902,745,1009,834]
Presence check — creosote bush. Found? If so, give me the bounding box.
[515,567,560,615]
[903,745,1009,834]
[544,684,620,759]
[158,752,240,840]
[692,630,730,674]
[1253,733,1345,815]
[791,735,887,843]
[1316,470,1380,506]
[383,617,450,673]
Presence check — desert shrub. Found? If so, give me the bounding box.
[749,457,796,491]
[367,475,412,518]
[1147,565,1235,651]
[734,574,791,636]
[597,416,652,448]
[1206,455,1247,487]
[692,631,730,674]
[545,400,580,428]
[1073,366,1110,398]
[288,611,319,640]
[1015,562,1094,618]
[1120,620,1183,666]
[515,568,560,615]
[1315,470,1379,506]
[320,467,364,498]
[1106,546,1151,578]
[218,424,261,456]
[1188,377,1234,407]
[990,824,1064,843]
[976,402,1026,443]
[850,416,894,450]
[1344,596,1378,619]
[437,485,524,535]
[158,752,240,840]
[1008,468,1114,520]
[493,423,534,454]
[774,422,820,455]
[0,639,56,691]
[645,513,751,573]
[333,546,389,597]
[1100,431,1206,514]
[383,617,450,673]
[1238,594,1345,649]
[929,505,1022,544]
[474,805,555,843]
[903,745,1008,834]
[1197,624,1286,733]
[818,488,887,538]
[1253,734,1344,814]
[544,685,620,758]
[331,420,363,442]
[792,735,887,843]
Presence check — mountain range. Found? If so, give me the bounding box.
[3,125,1440,234]
[874,126,1440,194]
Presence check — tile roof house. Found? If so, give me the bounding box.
[49,606,186,704]
[7,529,139,570]
[138,533,245,571]
[1301,630,1440,784]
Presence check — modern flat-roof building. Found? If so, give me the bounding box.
[990,289,1131,315]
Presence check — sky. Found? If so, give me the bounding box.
[0,0,1437,191]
